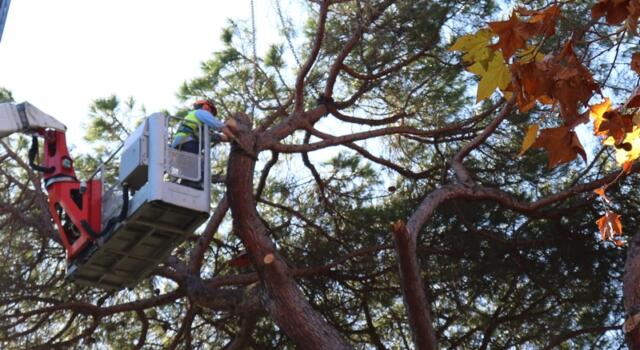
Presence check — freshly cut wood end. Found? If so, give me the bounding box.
[263,253,275,265]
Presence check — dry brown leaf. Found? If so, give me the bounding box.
[517,5,561,37]
[626,87,640,108]
[592,0,630,25]
[531,126,587,168]
[511,42,600,122]
[553,42,601,121]
[488,12,531,59]
[596,110,635,144]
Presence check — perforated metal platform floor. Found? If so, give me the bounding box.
[67,200,208,290]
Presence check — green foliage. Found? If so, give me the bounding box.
[265,44,285,68]
[86,95,129,143]
[0,2,635,349]
[0,87,13,103]
[221,23,234,45]
[76,95,144,181]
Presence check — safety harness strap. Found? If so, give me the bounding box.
[176,123,196,137]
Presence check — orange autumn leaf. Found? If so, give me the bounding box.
[538,95,555,105]
[633,52,640,75]
[531,126,587,168]
[511,42,600,122]
[488,8,560,60]
[488,12,531,59]
[553,42,601,121]
[596,211,623,243]
[594,187,611,203]
[590,97,612,133]
[590,98,612,116]
[553,68,597,121]
[623,160,634,173]
[511,62,550,97]
[596,110,634,144]
[510,61,554,112]
[517,5,561,37]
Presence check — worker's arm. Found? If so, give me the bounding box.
[195,109,237,142]
[194,109,225,130]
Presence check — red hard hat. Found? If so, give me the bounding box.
[193,99,217,116]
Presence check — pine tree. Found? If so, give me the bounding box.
[1,1,640,348]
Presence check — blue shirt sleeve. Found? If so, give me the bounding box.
[194,109,225,131]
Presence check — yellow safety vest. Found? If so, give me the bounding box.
[175,111,202,140]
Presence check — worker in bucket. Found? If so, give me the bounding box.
[172,99,235,152]
[171,99,236,188]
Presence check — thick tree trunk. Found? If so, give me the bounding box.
[225,113,352,350]
[624,230,640,349]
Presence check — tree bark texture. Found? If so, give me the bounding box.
[225,113,352,350]
[392,221,438,350]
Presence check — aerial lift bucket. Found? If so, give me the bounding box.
[66,113,211,290]
[0,101,67,137]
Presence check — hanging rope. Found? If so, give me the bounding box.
[250,0,258,121]
[275,0,322,99]
[275,0,301,67]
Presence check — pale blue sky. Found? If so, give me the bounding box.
[0,0,285,146]
[0,1,602,163]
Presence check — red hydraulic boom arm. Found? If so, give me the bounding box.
[31,129,103,262]
[2,102,206,290]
